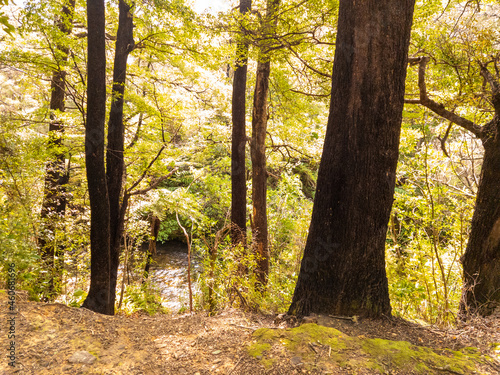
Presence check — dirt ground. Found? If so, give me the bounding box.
[1,291,499,374]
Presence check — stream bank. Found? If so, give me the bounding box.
[147,240,202,313]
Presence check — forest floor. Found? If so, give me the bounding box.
[1,291,499,375]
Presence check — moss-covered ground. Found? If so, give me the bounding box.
[248,323,499,374]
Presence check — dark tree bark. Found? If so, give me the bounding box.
[288,0,415,318]
[231,0,251,247]
[250,0,280,287]
[464,131,500,316]
[81,0,111,315]
[107,0,134,315]
[144,215,160,279]
[408,57,500,316]
[38,0,76,300]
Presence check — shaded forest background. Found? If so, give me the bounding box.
[0,0,497,324]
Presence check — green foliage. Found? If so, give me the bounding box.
[387,117,476,325]
[119,282,169,315]
[197,240,261,312]
[67,289,86,307]
[0,0,14,34]
[0,118,47,298]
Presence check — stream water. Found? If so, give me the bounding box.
[148,241,202,313]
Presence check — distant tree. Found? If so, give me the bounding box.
[251,0,280,287]
[231,0,251,247]
[288,0,415,317]
[38,0,76,300]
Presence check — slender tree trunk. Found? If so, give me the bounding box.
[462,119,500,316]
[107,0,135,315]
[250,0,280,287]
[82,0,111,315]
[288,0,415,318]
[231,0,251,247]
[144,214,160,280]
[38,0,76,300]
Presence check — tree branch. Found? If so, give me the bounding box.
[128,168,178,196]
[407,56,484,138]
[126,145,166,193]
[479,61,500,113]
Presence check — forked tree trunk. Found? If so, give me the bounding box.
[107,0,134,315]
[250,0,280,287]
[288,0,415,317]
[38,0,76,300]
[82,0,111,315]
[231,0,252,247]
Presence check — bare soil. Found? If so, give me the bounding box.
[1,291,499,374]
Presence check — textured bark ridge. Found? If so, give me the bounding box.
[288,0,416,318]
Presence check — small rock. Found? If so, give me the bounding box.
[68,351,97,365]
[291,356,302,366]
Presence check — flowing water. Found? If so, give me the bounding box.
[148,241,202,313]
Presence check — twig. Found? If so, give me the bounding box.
[228,323,256,330]
[228,356,244,375]
[329,315,359,322]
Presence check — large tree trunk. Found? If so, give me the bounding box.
[462,118,500,316]
[250,0,280,287]
[38,0,76,300]
[231,0,251,247]
[107,0,134,315]
[82,0,112,315]
[288,0,415,318]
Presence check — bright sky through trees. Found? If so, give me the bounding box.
[10,0,231,13]
[193,0,230,13]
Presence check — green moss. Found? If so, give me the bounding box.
[247,322,497,374]
[247,342,271,358]
[281,323,346,352]
[253,328,280,342]
[261,357,275,368]
[361,337,481,374]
